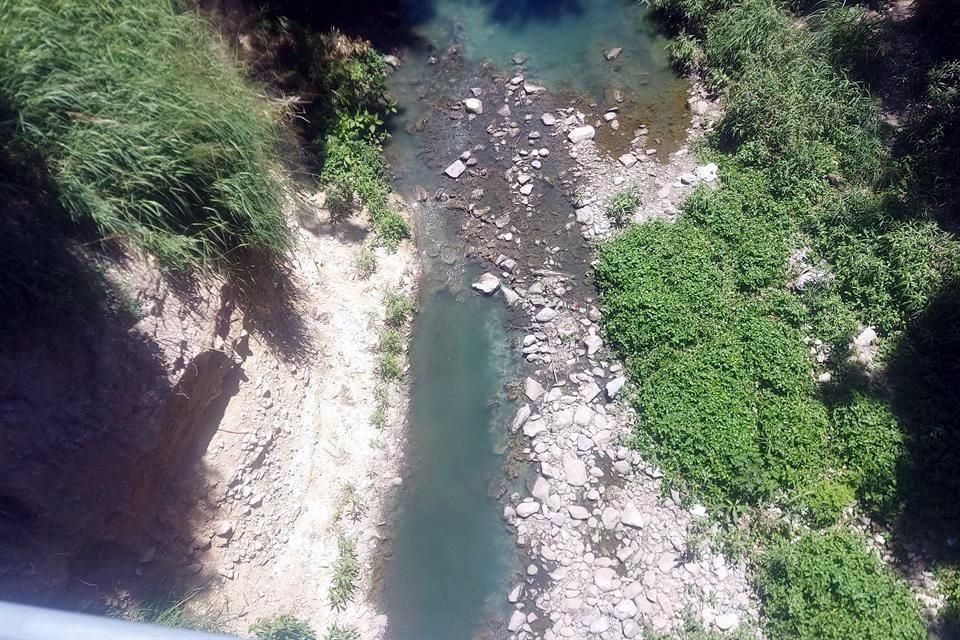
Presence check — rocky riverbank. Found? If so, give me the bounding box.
[425,57,761,638]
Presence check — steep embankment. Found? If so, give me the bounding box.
[0,2,417,638]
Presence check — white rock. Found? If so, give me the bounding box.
[531,476,551,501]
[715,613,740,631]
[603,111,618,122]
[575,205,596,225]
[541,112,557,126]
[594,567,618,591]
[621,501,645,528]
[568,505,590,520]
[562,453,588,486]
[524,82,546,94]
[471,272,500,295]
[695,162,719,182]
[574,405,594,427]
[520,183,534,196]
[516,502,540,518]
[623,581,643,600]
[511,404,531,432]
[679,172,698,185]
[690,504,707,518]
[535,307,558,322]
[854,326,878,348]
[577,434,594,451]
[497,104,512,117]
[622,620,642,639]
[583,334,603,355]
[568,125,596,144]
[605,47,624,60]
[580,382,602,402]
[501,286,520,306]
[445,159,467,178]
[523,419,547,438]
[605,376,626,399]
[619,153,638,167]
[464,97,483,114]
[508,584,523,603]
[601,506,620,530]
[517,173,532,185]
[508,610,525,632]
[383,54,400,68]
[525,377,545,401]
[590,617,610,634]
[613,599,638,620]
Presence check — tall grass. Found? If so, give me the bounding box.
[0,0,289,270]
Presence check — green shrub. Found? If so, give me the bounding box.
[251,615,317,640]
[384,291,413,329]
[329,536,358,610]
[799,479,855,528]
[356,246,377,280]
[377,352,404,381]
[378,328,403,355]
[607,190,642,227]
[0,0,288,270]
[829,390,904,519]
[757,531,925,640]
[324,624,360,640]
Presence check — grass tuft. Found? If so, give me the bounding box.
[329,536,359,611]
[0,0,289,271]
[251,615,317,640]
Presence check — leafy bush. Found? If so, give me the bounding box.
[828,389,904,519]
[799,479,855,528]
[0,0,288,270]
[251,615,317,640]
[757,531,925,640]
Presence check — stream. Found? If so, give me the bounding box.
[379,2,686,638]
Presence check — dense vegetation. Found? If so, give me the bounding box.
[246,17,409,246]
[0,0,289,271]
[758,531,925,640]
[598,0,960,635]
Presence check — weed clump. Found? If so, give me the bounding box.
[607,190,642,227]
[329,536,358,610]
[252,615,317,640]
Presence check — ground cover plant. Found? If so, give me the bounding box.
[599,0,960,635]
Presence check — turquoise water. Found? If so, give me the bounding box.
[410,0,679,99]
[380,2,685,639]
[382,265,518,640]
